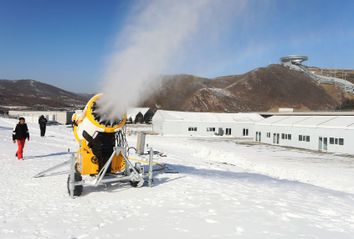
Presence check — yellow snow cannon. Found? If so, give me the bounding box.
[68,93,145,197]
[72,93,127,175]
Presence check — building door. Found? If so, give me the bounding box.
[318,137,328,151]
[323,137,328,151]
[273,133,279,144]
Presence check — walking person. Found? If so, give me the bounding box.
[38,115,47,137]
[13,117,30,160]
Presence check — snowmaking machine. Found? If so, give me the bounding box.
[34,93,154,198]
[67,93,146,196]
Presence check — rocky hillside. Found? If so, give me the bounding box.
[143,64,344,112]
[0,79,88,112]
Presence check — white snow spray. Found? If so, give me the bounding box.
[99,0,247,119]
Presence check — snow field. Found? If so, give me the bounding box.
[0,117,354,238]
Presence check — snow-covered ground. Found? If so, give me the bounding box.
[1,117,354,238]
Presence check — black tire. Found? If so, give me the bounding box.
[67,173,83,197]
[130,181,139,187]
[130,179,144,188]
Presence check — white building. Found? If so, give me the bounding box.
[8,110,74,125]
[254,115,354,154]
[152,110,264,137]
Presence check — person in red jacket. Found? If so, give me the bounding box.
[12,117,30,160]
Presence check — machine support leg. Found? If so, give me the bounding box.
[148,147,153,187]
[33,159,71,178]
[95,150,116,186]
[69,153,76,198]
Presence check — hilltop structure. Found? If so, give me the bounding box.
[280,55,354,93]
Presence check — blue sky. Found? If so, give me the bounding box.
[0,0,353,93]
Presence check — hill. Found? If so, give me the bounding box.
[0,79,87,112]
[143,64,341,112]
[1,64,352,114]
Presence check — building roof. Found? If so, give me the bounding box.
[257,111,354,117]
[153,110,264,123]
[257,115,354,129]
[280,55,308,64]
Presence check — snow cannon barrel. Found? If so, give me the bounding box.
[72,93,127,142]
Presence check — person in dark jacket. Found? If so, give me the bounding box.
[13,117,30,160]
[38,115,47,137]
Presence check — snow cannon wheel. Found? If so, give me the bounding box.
[67,173,83,197]
[130,179,144,188]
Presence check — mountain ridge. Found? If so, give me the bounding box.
[1,64,353,114]
[0,79,88,112]
[143,64,347,112]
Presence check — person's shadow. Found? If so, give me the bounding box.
[26,151,71,160]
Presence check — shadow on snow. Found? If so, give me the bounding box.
[26,151,72,160]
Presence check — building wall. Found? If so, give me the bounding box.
[8,111,74,124]
[254,124,354,154]
[154,120,254,138]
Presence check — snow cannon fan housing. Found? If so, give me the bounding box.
[75,93,126,141]
[72,94,127,175]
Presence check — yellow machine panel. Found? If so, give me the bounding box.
[78,140,126,175]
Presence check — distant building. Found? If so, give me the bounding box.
[254,115,354,154]
[126,108,150,124]
[152,110,264,137]
[278,108,294,113]
[8,110,74,125]
[143,108,155,124]
[134,112,144,124]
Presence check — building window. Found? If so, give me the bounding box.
[339,138,344,145]
[281,133,291,140]
[188,127,197,132]
[299,135,310,142]
[225,128,232,135]
[329,137,344,145]
[267,132,271,138]
[206,127,215,132]
[243,128,249,136]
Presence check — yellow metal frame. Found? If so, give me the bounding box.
[71,113,80,142]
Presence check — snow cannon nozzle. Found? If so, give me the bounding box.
[86,93,127,130]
